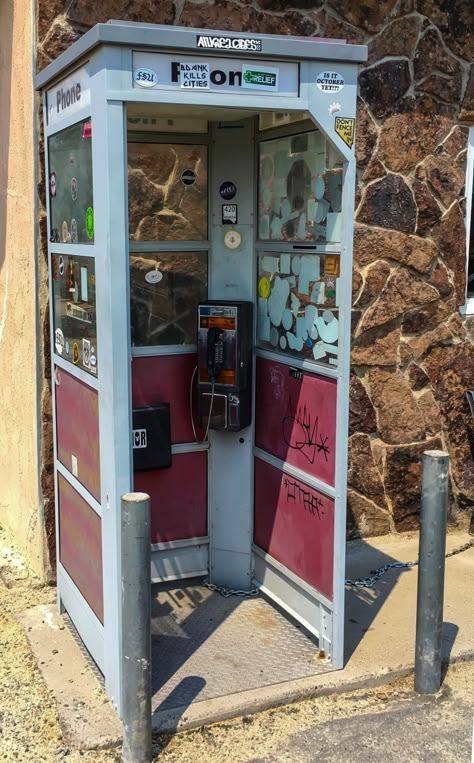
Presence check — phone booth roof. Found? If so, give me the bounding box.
[35,22,367,92]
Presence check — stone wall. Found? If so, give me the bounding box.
[36,0,474,546]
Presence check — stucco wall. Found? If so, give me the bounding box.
[35,0,474,545]
[0,0,45,574]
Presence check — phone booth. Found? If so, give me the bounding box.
[35,24,367,719]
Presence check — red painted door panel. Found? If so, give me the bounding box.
[55,367,101,501]
[134,451,207,543]
[255,356,337,487]
[254,457,334,600]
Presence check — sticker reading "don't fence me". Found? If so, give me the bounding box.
[335,117,355,149]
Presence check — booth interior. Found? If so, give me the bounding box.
[38,24,365,721]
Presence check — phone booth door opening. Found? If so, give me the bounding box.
[36,23,366,720]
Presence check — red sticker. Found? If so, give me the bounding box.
[49,172,57,197]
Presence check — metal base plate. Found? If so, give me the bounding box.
[151,580,332,714]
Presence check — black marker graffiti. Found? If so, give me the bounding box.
[284,478,324,520]
[282,397,331,464]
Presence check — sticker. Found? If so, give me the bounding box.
[86,207,94,239]
[90,354,97,367]
[289,367,303,381]
[134,68,158,88]
[181,169,197,186]
[65,340,70,354]
[90,274,95,286]
[335,117,355,149]
[222,204,238,224]
[220,182,237,200]
[70,218,78,243]
[242,65,278,91]
[54,328,64,355]
[258,277,271,299]
[58,256,65,276]
[71,177,78,201]
[224,230,241,250]
[145,270,163,284]
[61,221,69,242]
[329,102,341,115]
[49,172,57,197]
[82,338,91,369]
[179,62,209,89]
[316,71,345,93]
[50,228,59,243]
[196,34,262,52]
[71,455,78,478]
[133,429,148,449]
[72,342,79,364]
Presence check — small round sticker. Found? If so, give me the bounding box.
[86,207,94,239]
[145,270,163,284]
[71,177,78,201]
[58,256,65,276]
[54,328,64,355]
[316,71,344,93]
[72,342,80,365]
[62,221,69,243]
[49,172,57,197]
[224,230,241,250]
[134,68,158,88]
[70,219,78,243]
[258,277,271,299]
[181,169,197,186]
[220,182,237,200]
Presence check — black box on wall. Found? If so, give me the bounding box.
[132,404,172,471]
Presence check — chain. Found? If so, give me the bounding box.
[203,578,260,598]
[345,538,474,589]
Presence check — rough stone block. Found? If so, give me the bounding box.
[366,368,426,444]
[346,490,391,540]
[357,174,417,233]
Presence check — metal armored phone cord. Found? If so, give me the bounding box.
[190,366,215,444]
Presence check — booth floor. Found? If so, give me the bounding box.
[150,580,332,719]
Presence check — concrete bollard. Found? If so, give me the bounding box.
[414,450,449,694]
[121,492,152,763]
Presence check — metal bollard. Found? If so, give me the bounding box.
[121,492,152,763]
[414,450,449,694]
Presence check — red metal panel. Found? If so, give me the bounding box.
[255,356,337,486]
[58,474,104,623]
[134,451,207,543]
[132,355,204,443]
[254,457,334,600]
[55,367,101,502]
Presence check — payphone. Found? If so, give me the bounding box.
[197,301,253,432]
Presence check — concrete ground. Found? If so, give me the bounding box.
[6,528,474,757]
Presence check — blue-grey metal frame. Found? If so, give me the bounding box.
[37,23,366,716]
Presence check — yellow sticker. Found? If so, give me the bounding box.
[325,256,340,276]
[224,229,242,250]
[335,117,355,149]
[258,277,271,299]
[62,221,69,243]
[72,342,80,364]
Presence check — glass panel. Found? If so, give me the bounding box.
[258,112,310,131]
[128,143,208,241]
[48,120,94,244]
[258,130,343,243]
[257,252,340,367]
[130,251,208,346]
[52,254,97,375]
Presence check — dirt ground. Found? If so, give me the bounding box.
[1,525,473,762]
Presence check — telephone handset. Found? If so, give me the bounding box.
[206,326,225,381]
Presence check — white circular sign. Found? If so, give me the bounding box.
[316,71,344,93]
[134,68,158,88]
[54,328,64,356]
[145,270,163,284]
[224,230,242,250]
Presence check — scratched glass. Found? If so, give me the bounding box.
[257,252,340,368]
[51,254,98,376]
[48,120,94,244]
[127,142,208,241]
[258,130,343,243]
[130,251,208,347]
